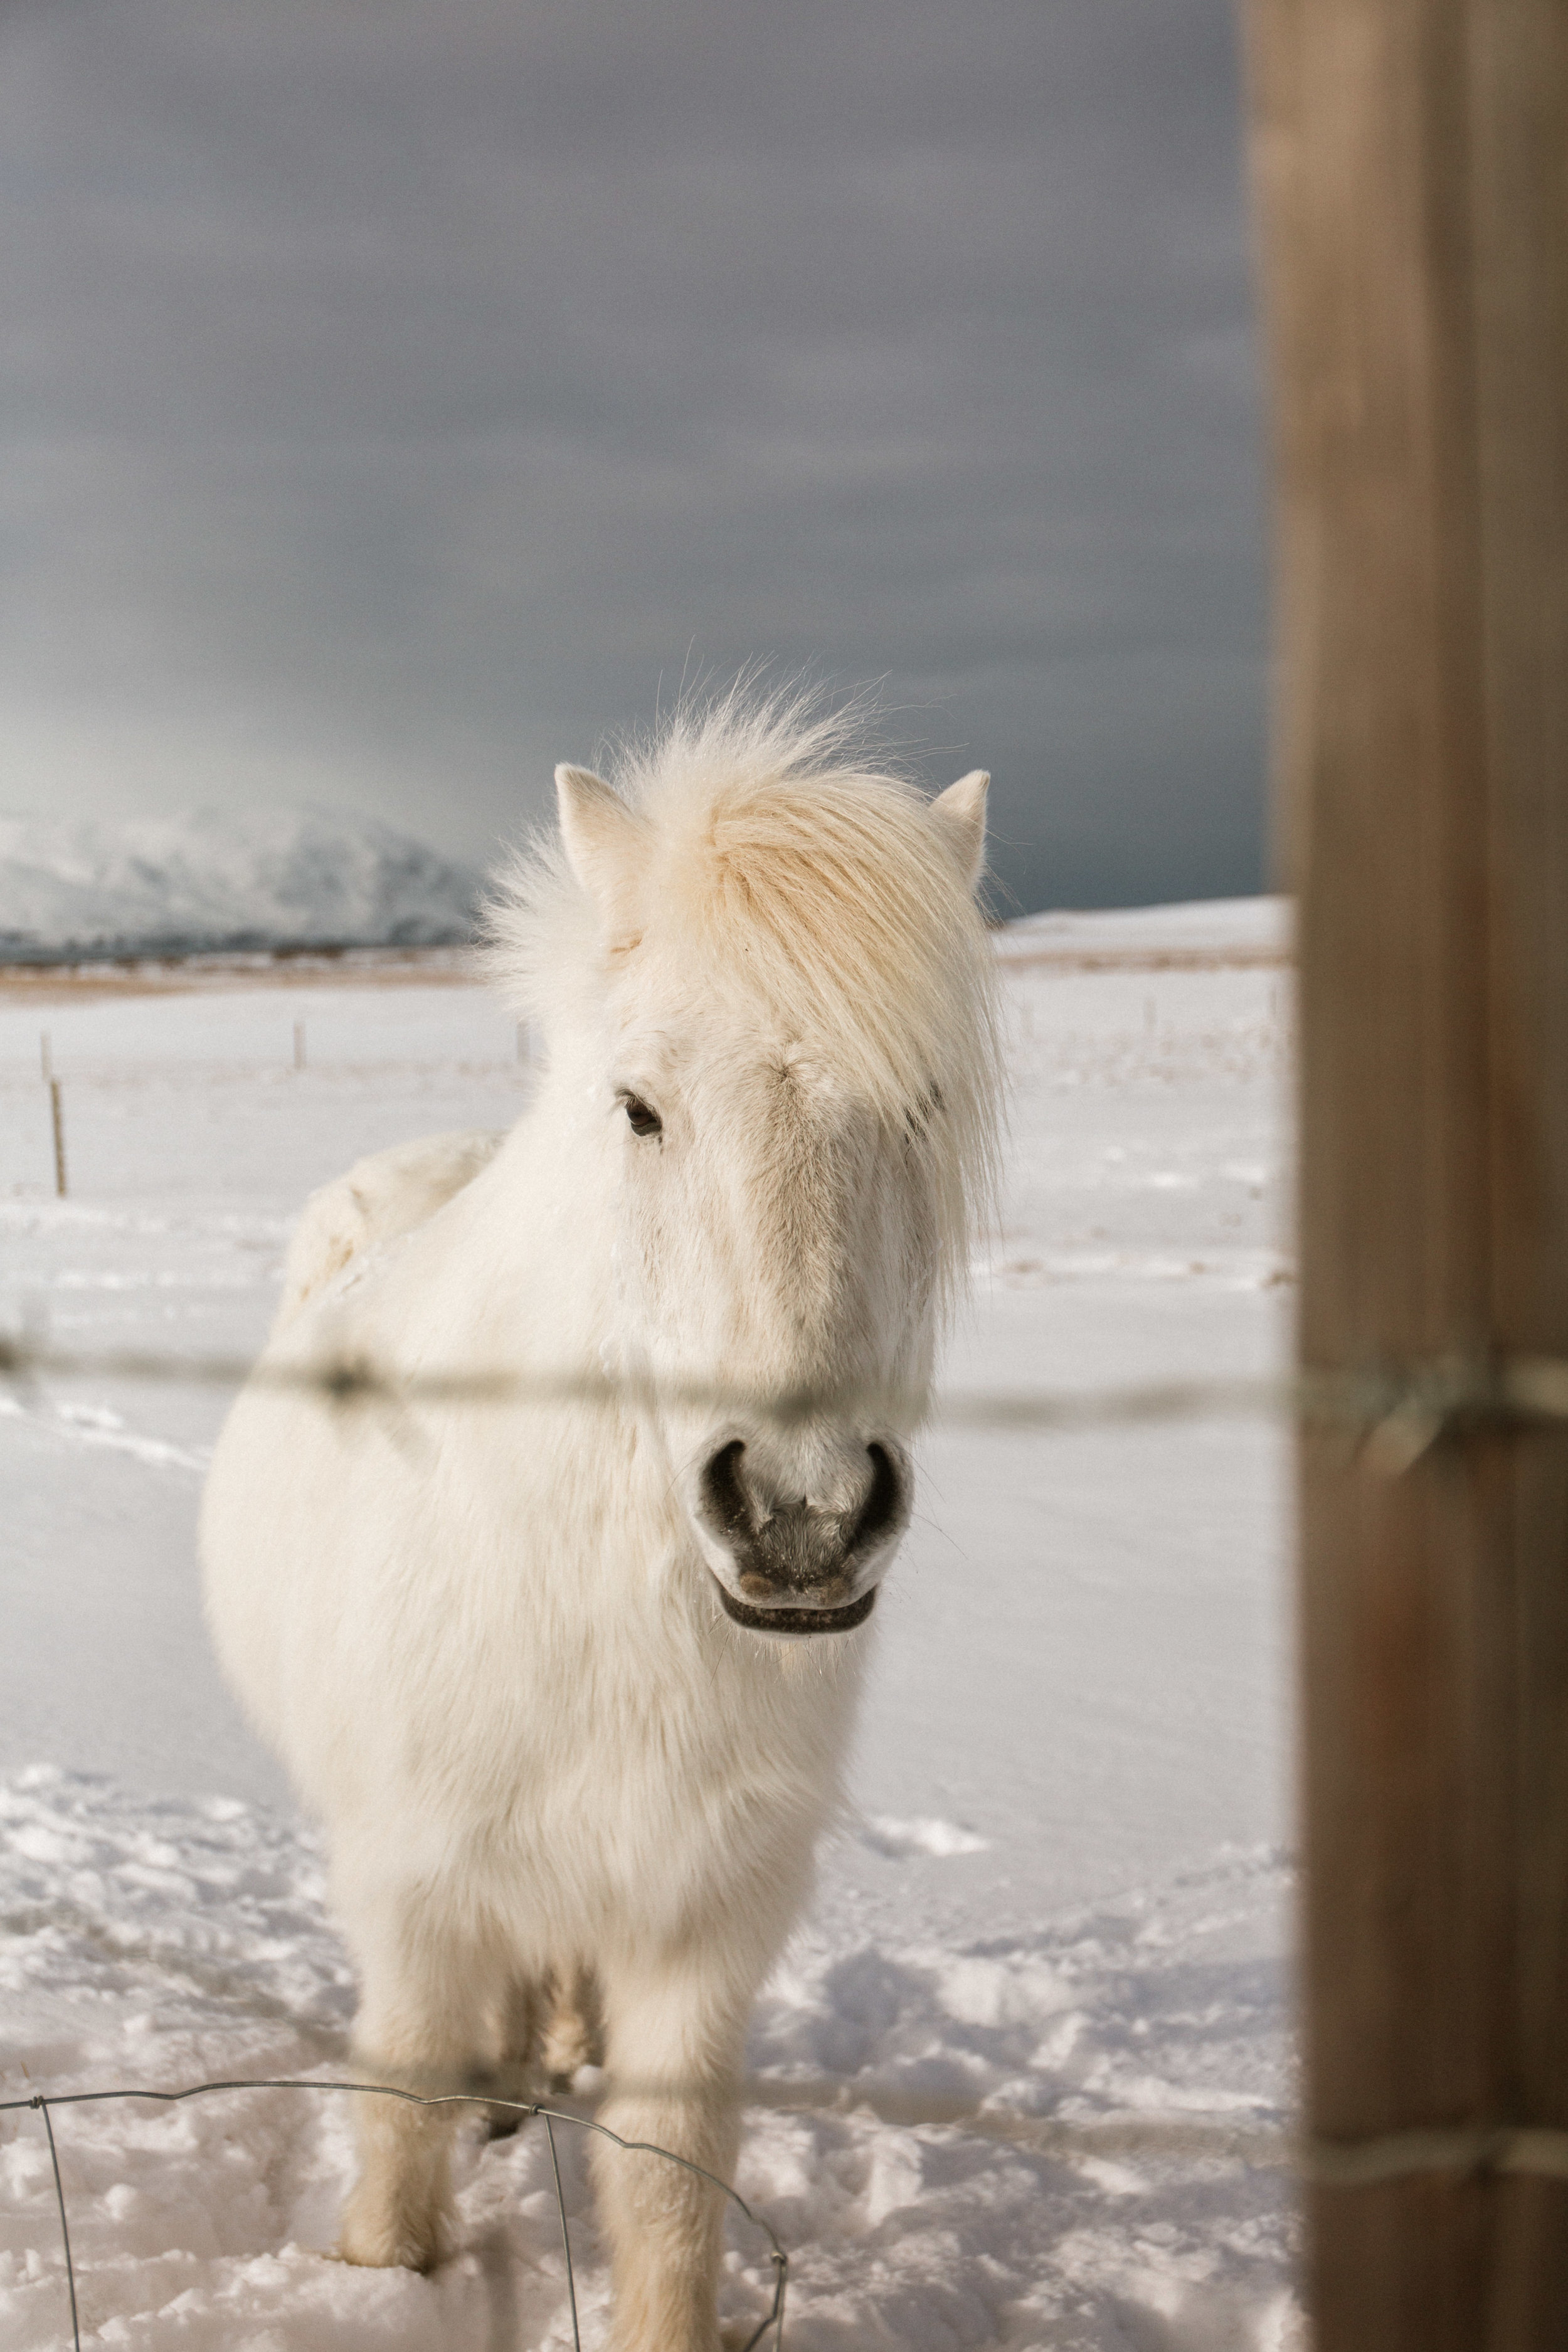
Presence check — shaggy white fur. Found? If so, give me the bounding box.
[200,693,1002,2351]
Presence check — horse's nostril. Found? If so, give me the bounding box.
[701,1439,755,1542]
[853,1443,905,1552]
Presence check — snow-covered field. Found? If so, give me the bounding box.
[0,908,1301,2349]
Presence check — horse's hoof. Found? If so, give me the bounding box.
[337,2232,443,2272]
[338,2198,447,2272]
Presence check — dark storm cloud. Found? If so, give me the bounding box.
[0,0,1268,909]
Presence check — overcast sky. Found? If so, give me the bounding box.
[0,0,1269,913]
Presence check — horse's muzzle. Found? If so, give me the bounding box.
[696,1434,909,1634]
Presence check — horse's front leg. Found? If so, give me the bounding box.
[591,1955,750,2352]
[339,1911,501,2271]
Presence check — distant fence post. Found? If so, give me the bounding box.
[1246,0,1568,2343]
[50,1079,67,1199]
[294,1020,306,1073]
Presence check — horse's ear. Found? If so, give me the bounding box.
[556,765,646,941]
[930,770,989,892]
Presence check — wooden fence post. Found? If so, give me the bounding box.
[50,1079,67,1199]
[1245,0,1568,2341]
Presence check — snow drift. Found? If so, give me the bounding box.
[0,810,482,962]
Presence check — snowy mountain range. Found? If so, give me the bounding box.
[0,808,484,961]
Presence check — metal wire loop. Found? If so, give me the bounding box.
[4,2077,788,2352]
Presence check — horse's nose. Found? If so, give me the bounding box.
[697,1436,909,1597]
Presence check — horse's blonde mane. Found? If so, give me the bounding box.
[483,688,1002,1286]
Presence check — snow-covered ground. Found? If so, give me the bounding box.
[0,924,1300,2349]
[997,895,1288,965]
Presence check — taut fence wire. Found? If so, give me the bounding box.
[6,1330,1568,1470]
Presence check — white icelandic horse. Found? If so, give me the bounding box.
[201,698,1001,2351]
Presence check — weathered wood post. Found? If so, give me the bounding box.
[50,1078,66,1199]
[1245,0,1568,2340]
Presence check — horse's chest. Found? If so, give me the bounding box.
[386,1548,847,1919]
[463,1641,829,1896]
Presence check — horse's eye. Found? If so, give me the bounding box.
[620,1094,662,1139]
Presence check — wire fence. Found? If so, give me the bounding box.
[4,1330,1568,1466]
[3,2076,787,2352]
[11,2063,1568,2352]
[11,972,1565,2341]
[8,1317,1568,2340]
